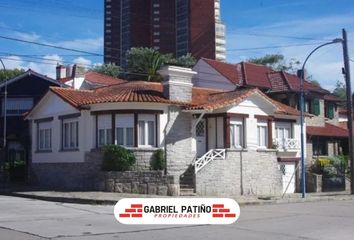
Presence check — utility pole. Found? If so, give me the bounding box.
[342,28,354,194]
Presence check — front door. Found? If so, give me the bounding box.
[196,120,206,157]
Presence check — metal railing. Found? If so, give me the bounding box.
[193,149,226,173]
[273,138,299,151]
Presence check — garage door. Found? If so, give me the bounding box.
[280,163,296,194]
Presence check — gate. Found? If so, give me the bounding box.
[322,162,346,192]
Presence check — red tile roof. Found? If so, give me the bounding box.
[49,81,220,108]
[307,123,349,138]
[200,58,332,95]
[324,94,342,101]
[202,58,241,85]
[84,72,126,86]
[48,80,300,116]
[186,87,301,116]
[242,62,272,88]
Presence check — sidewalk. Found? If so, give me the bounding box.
[2,187,354,206]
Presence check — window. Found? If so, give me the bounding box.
[2,98,33,116]
[257,120,268,148]
[62,119,79,150]
[37,121,52,151]
[98,115,112,147]
[230,119,243,148]
[325,103,335,119]
[116,114,134,147]
[138,115,156,147]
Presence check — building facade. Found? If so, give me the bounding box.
[26,66,302,196]
[104,0,226,66]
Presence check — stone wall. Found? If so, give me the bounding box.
[30,148,163,189]
[196,150,282,196]
[95,171,179,196]
[165,106,194,178]
[30,151,103,190]
[306,172,322,192]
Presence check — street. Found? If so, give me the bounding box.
[0,195,354,240]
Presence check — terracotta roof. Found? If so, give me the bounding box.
[267,72,290,92]
[324,94,342,101]
[307,123,349,138]
[242,62,272,88]
[202,58,241,85]
[186,87,300,116]
[84,72,126,86]
[200,58,331,95]
[49,80,299,116]
[49,81,220,108]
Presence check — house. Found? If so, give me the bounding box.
[25,66,303,196]
[56,64,126,90]
[193,58,347,165]
[0,69,61,182]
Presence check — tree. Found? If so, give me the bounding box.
[333,80,347,108]
[91,63,121,78]
[126,47,197,81]
[0,68,25,82]
[248,54,301,74]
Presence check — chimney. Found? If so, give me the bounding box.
[72,64,86,78]
[158,65,196,102]
[56,64,66,80]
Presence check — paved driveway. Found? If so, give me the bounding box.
[1,195,354,239]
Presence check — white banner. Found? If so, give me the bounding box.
[114,198,240,225]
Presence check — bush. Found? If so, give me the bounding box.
[101,145,136,171]
[310,155,348,177]
[151,149,166,171]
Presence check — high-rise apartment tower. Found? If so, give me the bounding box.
[104,0,226,66]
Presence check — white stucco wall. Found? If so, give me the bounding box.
[28,98,170,164]
[192,59,235,91]
[27,92,90,163]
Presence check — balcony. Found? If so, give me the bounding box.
[273,138,299,151]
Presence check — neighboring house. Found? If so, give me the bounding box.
[26,66,303,196]
[193,58,347,165]
[56,64,126,90]
[0,69,60,182]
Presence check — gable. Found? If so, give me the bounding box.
[193,59,235,91]
[27,91,79,119]
[226,94,276,116]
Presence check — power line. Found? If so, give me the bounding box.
[228,42,325,51]
[0,35,103,56]
[232,32,325,41]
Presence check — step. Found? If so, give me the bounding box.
[180,188,196,196]
[180,184,194,189]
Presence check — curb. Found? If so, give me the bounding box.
[2,192,354,206]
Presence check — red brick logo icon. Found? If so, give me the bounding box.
[119,204,143,218]
[212,204,237,218]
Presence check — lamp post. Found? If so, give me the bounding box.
[297,38,343,198]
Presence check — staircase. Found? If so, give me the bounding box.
[194,149,226,173]
[179,165,196,196]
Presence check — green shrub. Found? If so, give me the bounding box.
[101,145,136,171]
[151,149,166,171]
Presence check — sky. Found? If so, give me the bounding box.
[0,0,353,90]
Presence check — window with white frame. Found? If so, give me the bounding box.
[230,118,244,148]
[2,98,33,116]
[62,118,79,150]
[37,121,52,151]
[116,114,134,147]
[257,120,268,148]
[138,114,156,147]
[98,115,112,147]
